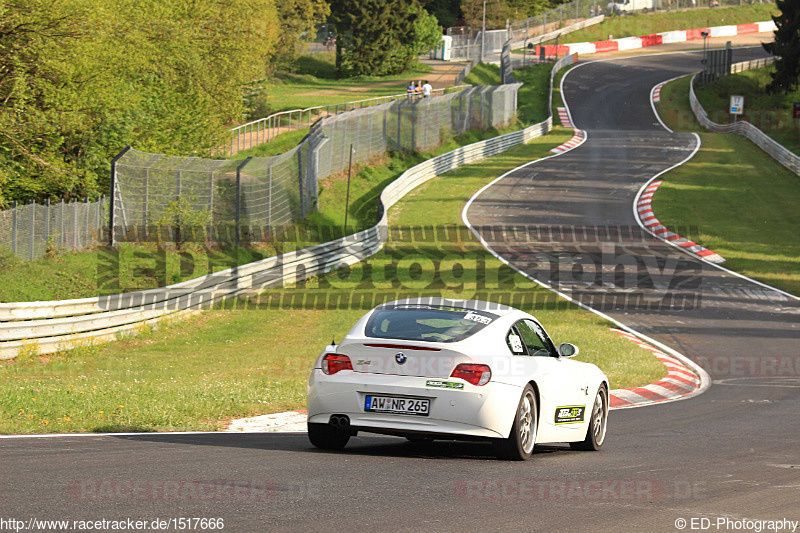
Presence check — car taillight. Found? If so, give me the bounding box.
[322,354,353,375]
[450,364,491,386]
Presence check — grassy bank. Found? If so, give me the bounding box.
[255,53,433,115]
[0,133,667,434]
[655,76,800,296]
[556,4,776,44]
[693,66,800,156]
[0,62,543,303]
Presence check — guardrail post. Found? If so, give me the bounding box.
[11,200,17,255]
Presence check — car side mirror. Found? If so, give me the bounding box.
[557,343,579,358]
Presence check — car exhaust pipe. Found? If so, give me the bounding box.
[329,414,350,430]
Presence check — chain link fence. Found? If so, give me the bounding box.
[111,85,521,244]
[0,198,108,261]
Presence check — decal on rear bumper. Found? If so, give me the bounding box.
[426,380,464,390]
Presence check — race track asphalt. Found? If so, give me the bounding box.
[2,48,799,532]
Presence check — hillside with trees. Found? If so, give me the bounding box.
[0,0,327,208]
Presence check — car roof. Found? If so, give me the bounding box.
[375,297,520,317]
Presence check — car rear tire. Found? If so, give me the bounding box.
[495,384,537,461]
[570,384,608,451]
[308,422,350,450]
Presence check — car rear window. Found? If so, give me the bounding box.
[364,305,499,343]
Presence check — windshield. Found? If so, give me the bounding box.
[364,305,498,343]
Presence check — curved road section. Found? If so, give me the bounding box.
[2,49,799,532]
[466,48,800,522]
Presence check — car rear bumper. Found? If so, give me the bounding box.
[307,370,523,439]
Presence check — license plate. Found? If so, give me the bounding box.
[364,395,430,416]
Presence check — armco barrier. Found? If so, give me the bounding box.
[690,57,800,176]
[0,54,578,360]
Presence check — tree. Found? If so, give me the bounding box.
[388,3,443,71]
[425,0,462,28]
[764,0,800,93]
[460,0,509,31]
[0,0,283,207]
[329,0,434,77]
[271,0,331,72]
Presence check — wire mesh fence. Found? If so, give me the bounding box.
[111,84,522,244]
[0,197,108,261]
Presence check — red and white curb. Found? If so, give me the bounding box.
[557,107,573,128]
[652,81,665,103]
[636,180,725,263]
[539,20,775,57]
[550,129,586,154]
[609,329,701,409]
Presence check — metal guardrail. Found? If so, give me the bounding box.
[229,87,468,155]
[0,54,579,360]
[690,57,800,175]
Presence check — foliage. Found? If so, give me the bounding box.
[271,0,331,72]
[330,0,435,76]
[764,0,800,93]
[0,0,285,208]
[152,196,212,248]
[425,0,462,27]
[386,3,443,70]
[460,0,509,30]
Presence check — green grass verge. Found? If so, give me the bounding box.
[230,129,311,159]
[693,66,800,156]
[258,53,433,114]
[555,5,776,44]
[0,132,667,434]
[655,78,800,297]
[463,63,502,85]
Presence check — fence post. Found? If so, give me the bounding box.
[235,157,252,245]
[72,199,78,250]
[267,165,272,229]
[97,196,103,243]
[298,145,305,217]
[28,200,35,260]
[60,199,65,249]
[208,167,214,240]
[85,197,90,249]
[144,169,149,240]
[397,101,403,150]
[11,200,17,255]
[411,100,417,150]
[45,198,51,251]
[109,145,131,247]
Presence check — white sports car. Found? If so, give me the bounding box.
[306,297,609,460]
